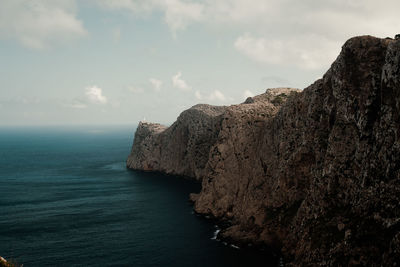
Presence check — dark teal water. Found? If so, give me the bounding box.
[0,126,278,267]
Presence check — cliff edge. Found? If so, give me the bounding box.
[127,35,400,266]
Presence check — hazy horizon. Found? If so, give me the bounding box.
[1,0,400,126]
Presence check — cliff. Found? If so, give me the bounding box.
[127,104,226,180]
[127,35,400,266]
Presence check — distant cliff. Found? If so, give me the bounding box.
[127,35,400,266]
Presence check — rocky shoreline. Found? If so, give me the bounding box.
[127,35,400,266]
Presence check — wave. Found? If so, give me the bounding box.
[211,228,220,240]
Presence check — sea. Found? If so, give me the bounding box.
[0,126,279,267]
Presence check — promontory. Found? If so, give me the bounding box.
[127,35,400,266]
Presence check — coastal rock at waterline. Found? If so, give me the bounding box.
[127,35,400,266]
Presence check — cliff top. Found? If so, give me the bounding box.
[137,121,167,134]
[140,87,301,132]
[184,104,226,117]
[248,87,301,104]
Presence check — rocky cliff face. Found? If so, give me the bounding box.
[127,35,400,266]
[127,104,226,180]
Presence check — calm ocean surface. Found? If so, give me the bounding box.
[0,126,278,267]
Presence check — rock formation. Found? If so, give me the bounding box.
[127,35,400,266]
[127,104,226,180]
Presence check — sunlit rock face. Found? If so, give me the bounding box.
[128,35,400,266]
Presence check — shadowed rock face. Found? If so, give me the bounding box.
[127,35,400,266]
[127,104,226,179]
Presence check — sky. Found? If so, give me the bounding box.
[0,0,399,126]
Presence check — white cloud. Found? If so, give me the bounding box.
[63,96,87,109]
[234,33,340,70]
[209,90,226,102]
[65,101,87,109]
[97,0,155,13]
[64,86,107,109]
[149,78,162,91]
[194,89,232,104]
[243,90,254,99]
[97,0,400,70]
[85,86,108,104]
[194,90,203,100]
[172,71,191,91]
[97,0,400,38]
[98,0,203,34]
[162,0,204,33]
[0,0,87,49]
